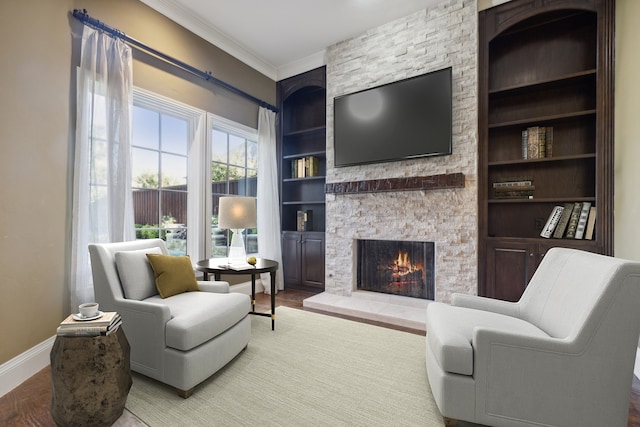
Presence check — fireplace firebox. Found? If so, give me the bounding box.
[357,239,434,300]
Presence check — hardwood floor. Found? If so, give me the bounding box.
[2,289,640,426]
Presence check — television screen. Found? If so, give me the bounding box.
[333,67,452,167]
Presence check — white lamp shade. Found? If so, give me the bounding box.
[218,196,257,229]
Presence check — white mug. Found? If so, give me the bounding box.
[79,302,99,318]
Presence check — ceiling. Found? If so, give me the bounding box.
[139,0,445,81]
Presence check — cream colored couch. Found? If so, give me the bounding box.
[426,247,640,426]
[89,239,251,398]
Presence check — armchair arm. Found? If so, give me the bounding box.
[473,326,571,356]
[451,293,521,318]
[197,281,230,293]
[107,297,172,376]
[472,327,599,426]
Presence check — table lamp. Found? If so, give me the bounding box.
[218,196,257,265]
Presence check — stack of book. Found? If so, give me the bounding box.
[522,126,553,159]
[291,156,319,178]
[540,202,596,240]
[492,176,535,199]
[56,312,122,337]
[296,210,313,231]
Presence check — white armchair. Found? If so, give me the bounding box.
[426,247,640,426]
[88,239,251,398]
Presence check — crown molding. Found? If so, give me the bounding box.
[276,50,327,81]
[139,0,278,80]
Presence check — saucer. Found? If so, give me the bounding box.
[72,311,104,321]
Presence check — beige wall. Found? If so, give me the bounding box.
[614,0,640,262]
[0,0,274,364]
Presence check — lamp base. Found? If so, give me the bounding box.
[227,228,247,265]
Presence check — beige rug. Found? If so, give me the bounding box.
[126,307,444,426]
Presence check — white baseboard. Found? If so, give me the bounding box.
[635,347,640,379]
[0,335,56,398]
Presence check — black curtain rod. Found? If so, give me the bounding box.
[72,9,278,113]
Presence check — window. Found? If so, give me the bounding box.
[131,89,202,256]
[130,90,259,260]
[209,115,259,258]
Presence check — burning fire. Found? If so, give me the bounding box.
[391,251,422,277]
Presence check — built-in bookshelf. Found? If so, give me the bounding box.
[478,0,614,301]
[277,66,326,290]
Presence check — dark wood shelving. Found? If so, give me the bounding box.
[283,176,326,183]
[282,200,325,205]
[488,110,596,129]
[277,66,327,290]
[478,0,614,302]
[488,69,596,95]
[282,151,326,160]
[488,197,596,204]
[488,153,596,167]
[283,126,326,137]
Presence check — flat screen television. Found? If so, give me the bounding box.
[333,67,452,167]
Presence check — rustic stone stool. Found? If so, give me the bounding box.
[50,327,131,427]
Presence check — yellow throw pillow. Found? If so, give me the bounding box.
[146,254,200,298]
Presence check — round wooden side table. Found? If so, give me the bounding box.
[196,258,279,330]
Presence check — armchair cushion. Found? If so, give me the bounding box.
[427,302,549,376]
[146,254,200,298]
[115,247,163,300]
[145,291,251,351]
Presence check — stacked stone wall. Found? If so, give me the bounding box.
[324,0,478,302]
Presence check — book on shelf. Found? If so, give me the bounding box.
[538,126,546,158]
[493,189,535,199]
[522,126,553,160]
[574,202,592,240]
[493,176,533,183]
[527,126,540,159]
[493,185,535,192]
[306,156,319,177]
[564,202,583,239]
[492,176,534,199]
[57,312,122,336]
[296,210,313,231]
[552,202,575,239]
[492,193,534,199]
[492,180,533,189]
[540,205,564,238]
[291,156,320,178]
[585,206,597,240]
[545,127,553,157]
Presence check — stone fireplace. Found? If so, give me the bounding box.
[303,0,478,330]
[357,239,435,300]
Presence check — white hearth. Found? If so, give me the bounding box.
[303,291,430,331]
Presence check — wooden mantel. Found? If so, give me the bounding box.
[325,172,465,195]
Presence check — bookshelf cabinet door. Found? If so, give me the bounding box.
[485,240,536,302]
[282,231,325,290]
[301,233,325,289]
[282,232,302,287]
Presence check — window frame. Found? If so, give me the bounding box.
[132,88,206,259]
[206,113,259,259]
[130,89,260,262]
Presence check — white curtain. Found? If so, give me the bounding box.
[70,27,135,308]
[257,107,284,293]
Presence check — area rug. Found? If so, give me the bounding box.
[125,307,444,426]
